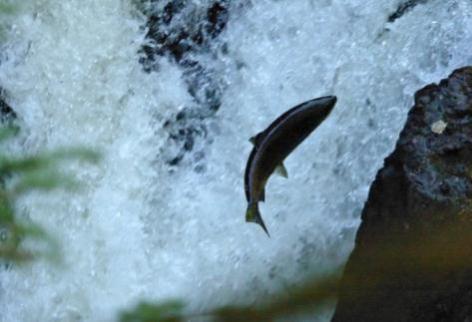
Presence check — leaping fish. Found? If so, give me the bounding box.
[244,96,337,236]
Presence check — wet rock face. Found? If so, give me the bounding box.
[332,67,472,322]
[139,0,232,168]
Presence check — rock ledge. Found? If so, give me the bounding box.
[333,67,472,322]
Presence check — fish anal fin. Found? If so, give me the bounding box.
[275,163,288,178]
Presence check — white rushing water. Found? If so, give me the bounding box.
[1,0,472,321]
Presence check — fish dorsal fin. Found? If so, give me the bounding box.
[249,131,266,146]
[275,163,288,178]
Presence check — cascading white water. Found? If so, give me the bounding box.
[1,0,471,321]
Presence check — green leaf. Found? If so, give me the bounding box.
[0,148,100,175]
[119,301,185,322]
[0,2,15,15]
[11,170,78,195]
[0,126,19,142]
[0,127,100,263]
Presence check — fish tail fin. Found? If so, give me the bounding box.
[246,203,270,237]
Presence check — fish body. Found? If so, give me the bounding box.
[244,96,337,235]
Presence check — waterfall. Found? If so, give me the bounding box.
[1,1,471,321]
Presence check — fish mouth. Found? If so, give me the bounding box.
[326,95,337,107]
[324,96,337,114]
[304,95,337,115]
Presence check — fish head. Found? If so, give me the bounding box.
[305,96,337,120]
[292,96,336,129]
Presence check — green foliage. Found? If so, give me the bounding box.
[0,2,14,14]
[0,127,100,263]
[0,0,17,41]
[118,215,472,321]
[119,301,186,322]
[118,271,339,322]
[0,0,16,17]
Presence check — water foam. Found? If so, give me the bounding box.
[1,0,472,321]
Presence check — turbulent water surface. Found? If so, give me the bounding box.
[1,0,471,321]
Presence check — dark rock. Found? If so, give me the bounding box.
[332,67,472,322]
[388,0,429,23]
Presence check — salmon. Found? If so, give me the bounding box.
[244,96,337,235]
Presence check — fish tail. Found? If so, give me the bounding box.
[246,202,270,237]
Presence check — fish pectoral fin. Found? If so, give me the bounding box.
[275,163,288,178]
[259,188,265,202]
